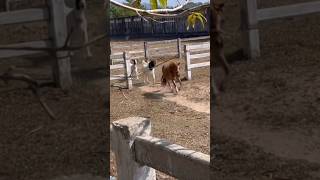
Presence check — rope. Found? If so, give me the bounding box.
[155,57,180,68]
[130,57,180,77]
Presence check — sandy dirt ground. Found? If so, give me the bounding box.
[211,0,320,179]
[0,1,108,180]
[110,57,210,179]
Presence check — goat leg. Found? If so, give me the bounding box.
[152,72,156,85]
[136,69,139,80]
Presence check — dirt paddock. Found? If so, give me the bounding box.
[0,1,108,180]
[211,0,320,179]
[110,55,210,179]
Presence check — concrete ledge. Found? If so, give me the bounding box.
[133,136,210,180]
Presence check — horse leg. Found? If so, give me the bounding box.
[172,80,178,94]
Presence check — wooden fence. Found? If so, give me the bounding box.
[184,42,210,80]
[110,117,209,180]
[0,0,72,90]
[110,50,144,65]
[144,38,181,59]
[110,52,133,89]
[240,0,320,59]
[110,12,209,37]
[110,36,210,64]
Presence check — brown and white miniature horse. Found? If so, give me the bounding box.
[161,62,182,94]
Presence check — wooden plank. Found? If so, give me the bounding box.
[240,0,260,59]
[177,38,182,58]
[48,0,72,90]
[110,75,125,80]
[184,45,192,80]
[110,63,124,70]
[149,51,177,57]
[0,40,51,59]
[144,41,149,59]
[190,53,210,60]
[128,50,144,54]
[147,39,177,45]
[189,48,210,54]
[112,44,142,49]
[134,136,210,180]
[149,46,177,52]
[111,58,124,64]
[257,1,320,21]
[181,36,210,42]
[189,62,210,69]
[186,43,210,51]
[110,53,123,59]
[123,52,133,89]
[131,55,145,59]
[0,8,49,25]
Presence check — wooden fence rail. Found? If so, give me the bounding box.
[0,0,72,90]
[110,117,210,180]
[241,0,320,59]
[110,36,211,67]
[184,42,210,80]
[110,50,144,65]
[144,39,181,59]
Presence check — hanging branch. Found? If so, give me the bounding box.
[111,84,129,100]
[111,0,209,18]
[0,69,57,120]
[110,0,190,14]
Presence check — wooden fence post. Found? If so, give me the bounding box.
[240,0,260,59]
[177,38,182,58]
[48,0,72,90]
[144,42,149,59]
[184,45,192,80]
[123,52,133,89]
[5,0,10,11]
[110,117,156,180]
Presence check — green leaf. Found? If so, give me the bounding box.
[194,12,206,29]
[186,12,207,30]
[150,0,158,9]
[191,14,196,29]
[197,12,207,22]
[159,0,168,8]
[186,14,194,30]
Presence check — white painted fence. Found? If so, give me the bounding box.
[110,50,144,65]
[241,0,320,59]
[0,0,72,90]
[144,38,182,59]
[110,36,210,64]
[184,42,210,80]
[110,52,132,89]
[110,117,210,180]
[144,36,210,59]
